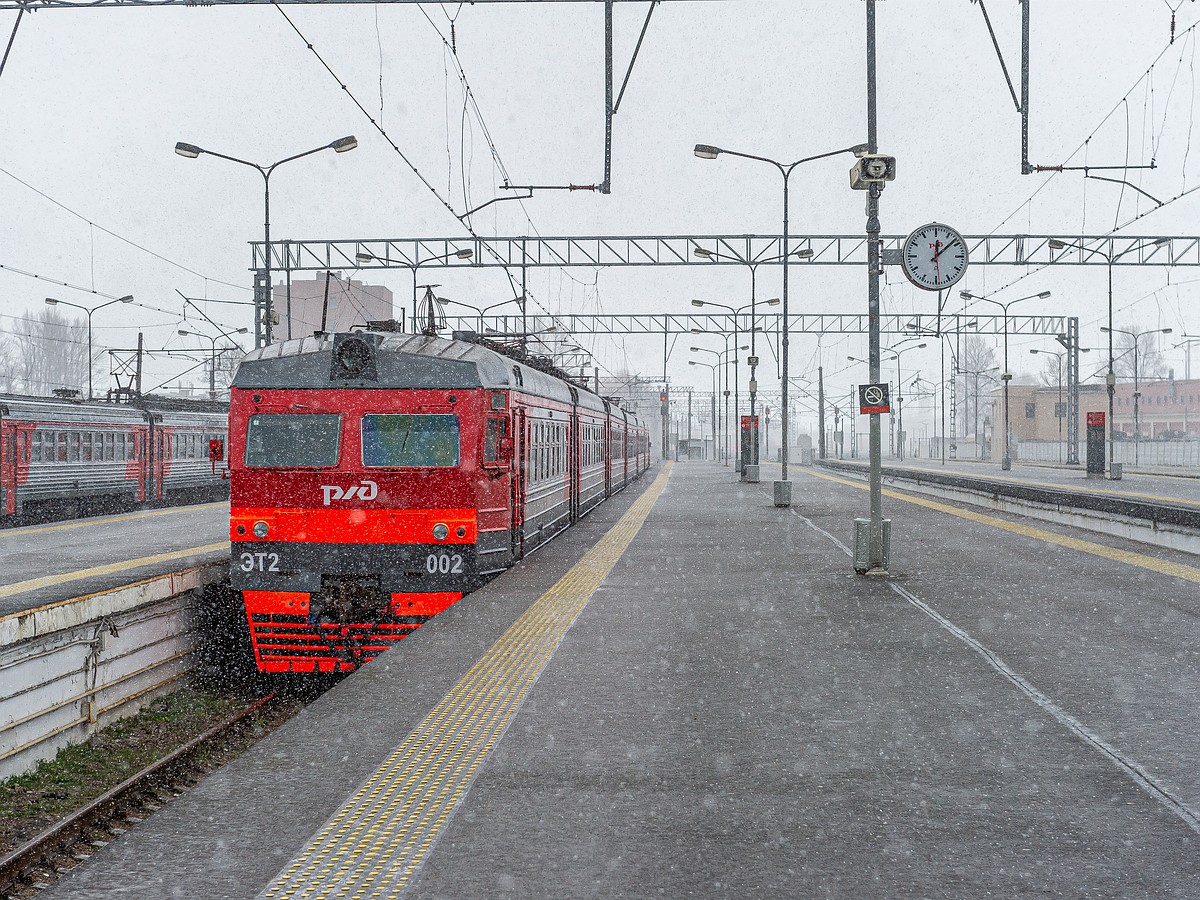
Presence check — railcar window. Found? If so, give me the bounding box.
[362,414,459,468]
[245,414,342,468]
[484,417,508,463]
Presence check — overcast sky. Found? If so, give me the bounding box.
[2,0,1198,428]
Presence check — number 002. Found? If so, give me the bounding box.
[425,553,464,575]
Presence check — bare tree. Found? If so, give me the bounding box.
[1113,324,1167,383]
[955,336,998,446]
[9,310,90,396]
[1036,353,1065,389]
[0,334,19,393]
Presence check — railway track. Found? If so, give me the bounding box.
[0,691,302,899]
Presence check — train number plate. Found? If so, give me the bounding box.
[238,550,281,573]
[425,552,464,575]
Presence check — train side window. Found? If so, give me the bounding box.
[81,432,92,462]
[484,417,508,464]
[31,431,41,463]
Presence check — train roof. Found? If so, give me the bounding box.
[0,394,228,426]
[233,332,635,421]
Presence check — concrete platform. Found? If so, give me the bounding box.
[0,503,228,617]
[43,461,1200,898]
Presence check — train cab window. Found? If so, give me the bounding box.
[245,413,342,468]
[362,414,459,468]
[484,417,509,463]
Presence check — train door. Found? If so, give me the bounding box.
[568,393,580,524]
[603,403,613,499]
[511,407,527,559]
[1,416,13,516]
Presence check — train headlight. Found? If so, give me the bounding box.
[432,523,449,541]
[253,521,270,539]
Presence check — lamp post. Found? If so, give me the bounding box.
[1048,237,1169,477]
[436,295,523,335]
[44,295,134,400]
[1030,346,1091,462]
[694,140,867,507]
[178,326,250,398]
[357,249,474,332]
[688,358,719,460]
[691,296,780,478]
[959,289,1052,470]
[691,340,748,465]
[850,341,925,461]
[175,135,358,348]
[1101,325,1172,464]
[693,246,811,475]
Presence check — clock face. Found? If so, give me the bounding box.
[901,223,968,291]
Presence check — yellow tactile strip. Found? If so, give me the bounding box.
[259,463,672,900]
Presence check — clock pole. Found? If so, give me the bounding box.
[864,0,887,573]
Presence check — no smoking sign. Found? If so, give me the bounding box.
[858,383,891,415]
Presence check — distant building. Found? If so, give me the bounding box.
[272,275,394,339]
[1112,374,1200,439]
[987,377,1200,461]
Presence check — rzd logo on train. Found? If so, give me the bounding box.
[321,479,379,506]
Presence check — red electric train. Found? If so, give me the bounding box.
[0,395,229,524]
[228,330,651,674]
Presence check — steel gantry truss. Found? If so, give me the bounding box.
[446,312,1070,338]
[256,234,1198,272]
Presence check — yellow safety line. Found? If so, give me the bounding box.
[805,468,1200,585]
[0,543,230,599]
[0,502,228,538]
[259,464,674,900]
[871,462,1200,509]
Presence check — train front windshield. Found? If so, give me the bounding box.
[244,413,342,468]
[362,414,460,467]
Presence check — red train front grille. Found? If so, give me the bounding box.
[248,613,430,673]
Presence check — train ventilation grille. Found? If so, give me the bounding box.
[249,613,430,667]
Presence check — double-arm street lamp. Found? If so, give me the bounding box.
[1048,237,1168,476]
[1100,325,1172,463]
[691,296,780,477]
[179,326,250,398]
[688,358,719,460]
[849,341,925,461]
[694,140,868,506]
[1030,346,1091,462]
[357,249,474,332]
[175,135,359,348]
[437,295,523,335]
[960,289,1052,470]
[693,246,811,475]
[691,340,748,465]
[45,295,134,400]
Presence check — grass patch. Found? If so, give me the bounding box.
[0,687,245,854]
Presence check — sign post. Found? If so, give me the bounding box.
[1086,411,1109,478]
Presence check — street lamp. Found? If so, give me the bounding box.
[849,341,925,461]
[1048,237,1169,476]
[688,358,719,460]
[179,326,250,398]
[1100,325,1172,464]
[436,295,523,335]
[1030,346,1091,462]
[959,289,1052,470]
[357,248,474,333]
[691,296,780,478]
[695,139,867,506]
[175,135,358,348]
[44,294,134,400]
[693,245,812,475]
[691,340,748,466]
